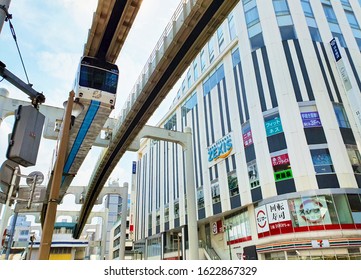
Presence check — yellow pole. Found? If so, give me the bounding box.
[38,91,74,260]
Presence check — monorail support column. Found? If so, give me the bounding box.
[130,125,199,259]
[183,127,199,260]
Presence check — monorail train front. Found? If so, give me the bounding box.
[74,56,119,109]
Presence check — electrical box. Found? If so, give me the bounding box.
[6,105,45,167]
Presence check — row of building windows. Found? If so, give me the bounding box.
[170,0,361,113]
[136,1,361,239]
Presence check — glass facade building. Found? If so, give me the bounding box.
[133,0,361,260]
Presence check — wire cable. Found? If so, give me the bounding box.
[1,5,31,85]
[8,18,31,85]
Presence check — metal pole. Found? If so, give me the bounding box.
[0,166,18,254]
[5,211,17,259]
[0,0,11,34]
[183,127,199,259]
[38,91,74,260]
[101,207,108,259]
[27,234,34,260]
[119,183,128,260]
[226,224,232,260]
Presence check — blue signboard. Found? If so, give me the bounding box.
[132,161,136,174]
[265,117,283,137]
[301,111,322,128]
[208,134,233,163]
[330,38,342,62]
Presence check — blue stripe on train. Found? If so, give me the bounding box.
[61,100,101,185]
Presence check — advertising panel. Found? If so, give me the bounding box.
[301,111,322,128]
[265,117,283,137]
[243,129,253,147]
[207,133,234,167]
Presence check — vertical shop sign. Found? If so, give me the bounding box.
[255,205,269,236]
[243,129,253,147]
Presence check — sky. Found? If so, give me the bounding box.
[0,0,182,211]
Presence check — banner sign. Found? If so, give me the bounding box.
[301,111,322,128]
[207,133,233,166]
[265,117,283,136]
[243,130,253,147]
[330,38,341,62]
[255,200,293,237]
[271,153,290,167]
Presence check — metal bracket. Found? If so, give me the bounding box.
[0,5,12,21]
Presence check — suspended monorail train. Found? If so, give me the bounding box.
[73,56,119,108]
[56,56,120,196]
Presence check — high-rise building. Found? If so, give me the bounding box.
[132,0,361,260]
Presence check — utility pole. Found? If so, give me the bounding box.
[38,91,74,259]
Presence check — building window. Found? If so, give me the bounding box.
[346,145,361,173]
[208,36,215,63]
[211,180,220,203]
[248,160,260,189]
[228,171,239,197]
[174,201,179,218]
[301,0,313,17]
[243,0,264,50]
[164,206,169,222]
[164,114,177,130]
[147,237,161,257]
[344,10,361,51]
[347,194,361,223]
[301,0,322,42]
[217,26,225,52]
[333,104,350,128]
[273,0,290,16]
[341,0,351,9]
[187,70,192,88]
[332,32,347,48]
[193,60,198,81]
[224,209,251,244]
[323,4,338,23]
[310,148,334,173]
[200,49,206,72]
[197,187,205,209]
[245,6,260,27]
[345,10,360,29]
[231,48,241,67]
[309,27,322,42]
[250,33,265,50]
[228,12,237,41]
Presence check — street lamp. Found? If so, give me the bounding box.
[224,223,233,260]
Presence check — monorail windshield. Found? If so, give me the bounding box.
[79,65,118,94]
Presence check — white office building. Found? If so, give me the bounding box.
[132,0,361,260]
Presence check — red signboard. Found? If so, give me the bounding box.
[243,130,253,147]
[271,153,290,166]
